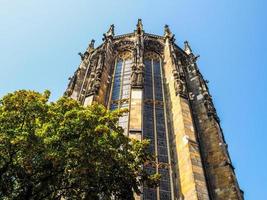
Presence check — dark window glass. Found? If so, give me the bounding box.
[110,58,131,135]
[143,188,157,200]
[159,191,171,200]
[143,57,172,198]
[111,60,122,101]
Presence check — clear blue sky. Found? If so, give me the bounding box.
[1,0,266,199]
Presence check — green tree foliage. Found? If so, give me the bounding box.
[0,90,160,200]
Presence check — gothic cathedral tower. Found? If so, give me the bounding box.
[65,20,243,200]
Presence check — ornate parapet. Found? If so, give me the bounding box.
[144,39,164,55]
[114,40,135,52]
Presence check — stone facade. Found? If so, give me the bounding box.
[65,20,243,200]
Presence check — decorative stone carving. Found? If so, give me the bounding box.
[194,55,200,62]
[86,53,105,96]
[171,49,178,65]
[164,24,175,42]
[184,41,192,55]
[131,18,145,89]
[64,69,80,96]
[89,39,95,48]
[136,19,143,34]
[78,52,85,60]
[185,54,199,76]
[173,68,187,98]
[133,48,137,64]
[103,24,114,40]
[183,41,199,75]
[203,93,220,122]
[114,40,135,52]
[131,63,144,88]
[144,39,164,54]
[189,92,195,100]
[86,39,95,54]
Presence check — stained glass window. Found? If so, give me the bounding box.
[110,56,132,135]
[110,52,172,199]
[143,54,172,200]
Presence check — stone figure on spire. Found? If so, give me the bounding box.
[103,24,114,40]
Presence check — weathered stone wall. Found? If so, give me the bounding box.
[163,37,210,200]
[184,48,244,200]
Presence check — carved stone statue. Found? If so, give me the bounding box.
[184,41,192,55]
[136,64,144,86]
[89,39,95,49]
[78,52,85,60]
[172,61,187,98]
[103,24,114,40]
[173,69,187,98]
[88,77,101,95]
[64,69,80,96]
[86,54,105,96]
[164,25,175,41]
[136,19,143,34]
[131,63,144,88]
[131,64,138,85]
[86,39,95,54]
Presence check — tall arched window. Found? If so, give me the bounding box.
[143,52,172,200]
[109,51,132,135]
